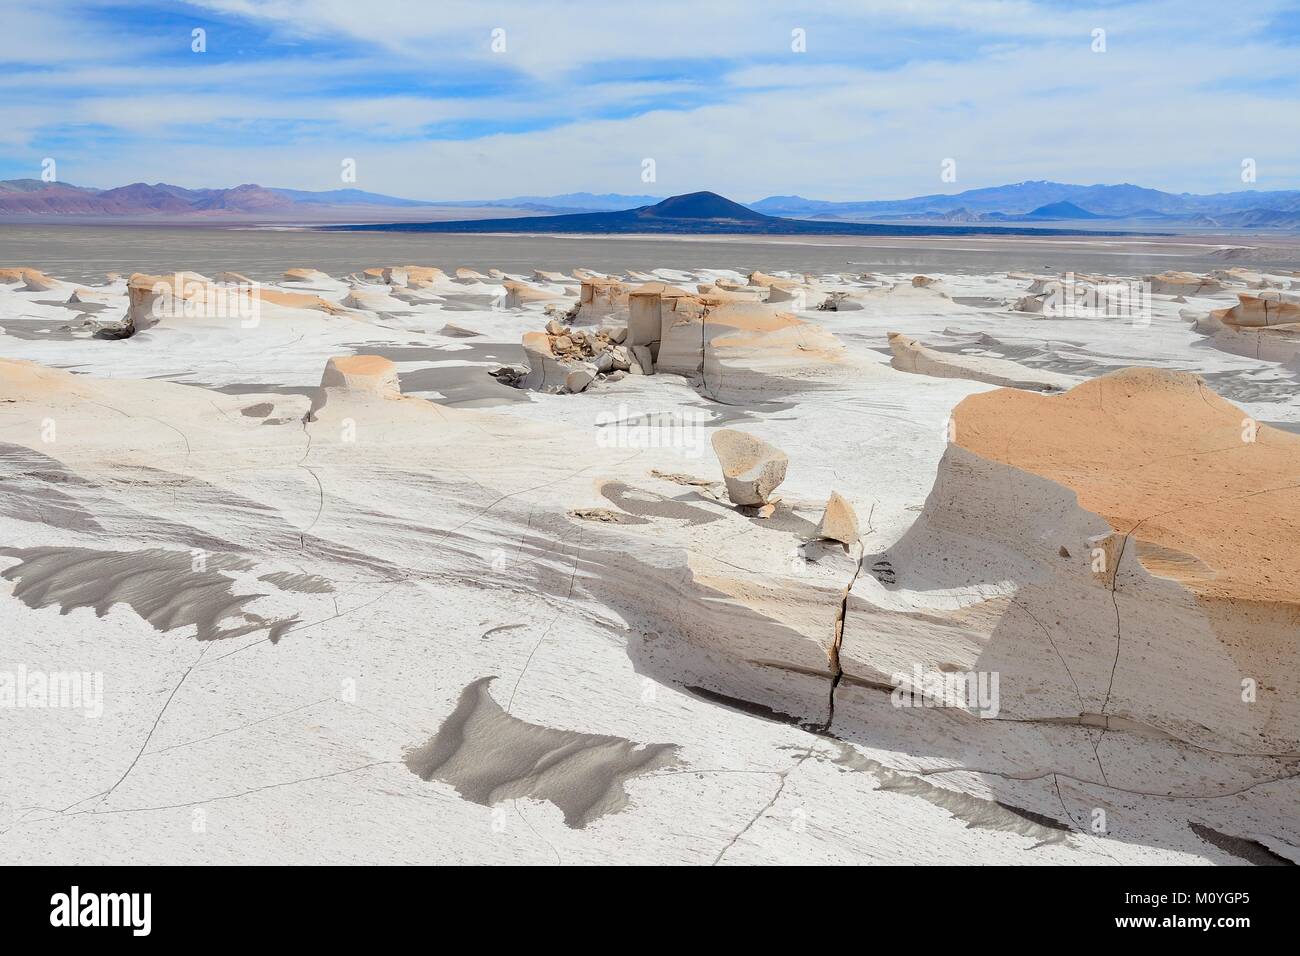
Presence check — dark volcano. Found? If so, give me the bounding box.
[637,191,768,221]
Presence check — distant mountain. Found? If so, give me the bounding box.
[426,191,664,212]
[6,177,1298,228]
[749,181,1300,228]
[330,190,1133,238]
[1022,201,1104,220]
[268,187,438,207]
[639,191,766,221]
[0,180,295,216]
[0,179,659,219]
[0,178,97,194]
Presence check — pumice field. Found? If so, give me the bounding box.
[2,249,1298,865]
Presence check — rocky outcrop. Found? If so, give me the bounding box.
[1145,271,1224,296]
[282,268,331,283]
[842,368,1300,759]
[625,284,848,400]
[574,278,631,324]
[517,321,640,392]
[1215,290,1300,328]
[711,429,788,506]
[627,282,694,346]
[319,354,401,399]
[1185,292,1300,363]
[1,267,61,291]
[888,332,1075,391]
[503,280,570,309]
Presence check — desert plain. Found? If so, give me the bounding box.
[1,230,1298,865]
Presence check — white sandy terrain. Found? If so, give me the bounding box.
[1,259,1297,865]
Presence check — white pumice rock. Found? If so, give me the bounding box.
[710,428,789,506]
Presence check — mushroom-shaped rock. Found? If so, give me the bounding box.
[320,355,401,400]
[711,429,788,506]
[817,491,860,545]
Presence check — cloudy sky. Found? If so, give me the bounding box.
[2,0,1298,201]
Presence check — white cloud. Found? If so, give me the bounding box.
[4,0,1297,197]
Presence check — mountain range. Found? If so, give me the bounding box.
[0,179,433,216]
[2,178,1299,228]
[329,191,1121,238]
[750,181,1300,227]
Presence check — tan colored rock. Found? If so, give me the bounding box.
[125,272,212,328]
[1187,306,1300,364]
[0,267,62,291]
[1216,290,1300,328]
[370,265,446,288]
[521,331,569,391]
[256,289,350,315]
[504,279,569,308]
[817,491,859,545]
[282,268,331,283]
[342,287,405,311]
[843,368,1300,757]
[320,354,401,399]
[575,277,631,324]
[711,429,788,506]
[1145,271,1224,295]
[609,345,633,371]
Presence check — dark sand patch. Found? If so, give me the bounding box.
[0,546,298,642]
[257,570,334,594]
[0,443,105,534]
[599,480,723,526]
[404,676,679,828]
[830,742,1073,847]
[1189,822,1295,865]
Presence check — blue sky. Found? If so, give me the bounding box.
[1,0,1298,200]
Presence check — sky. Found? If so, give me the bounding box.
[1,0,1298,201]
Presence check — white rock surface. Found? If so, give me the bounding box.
[1,253,1298,866]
